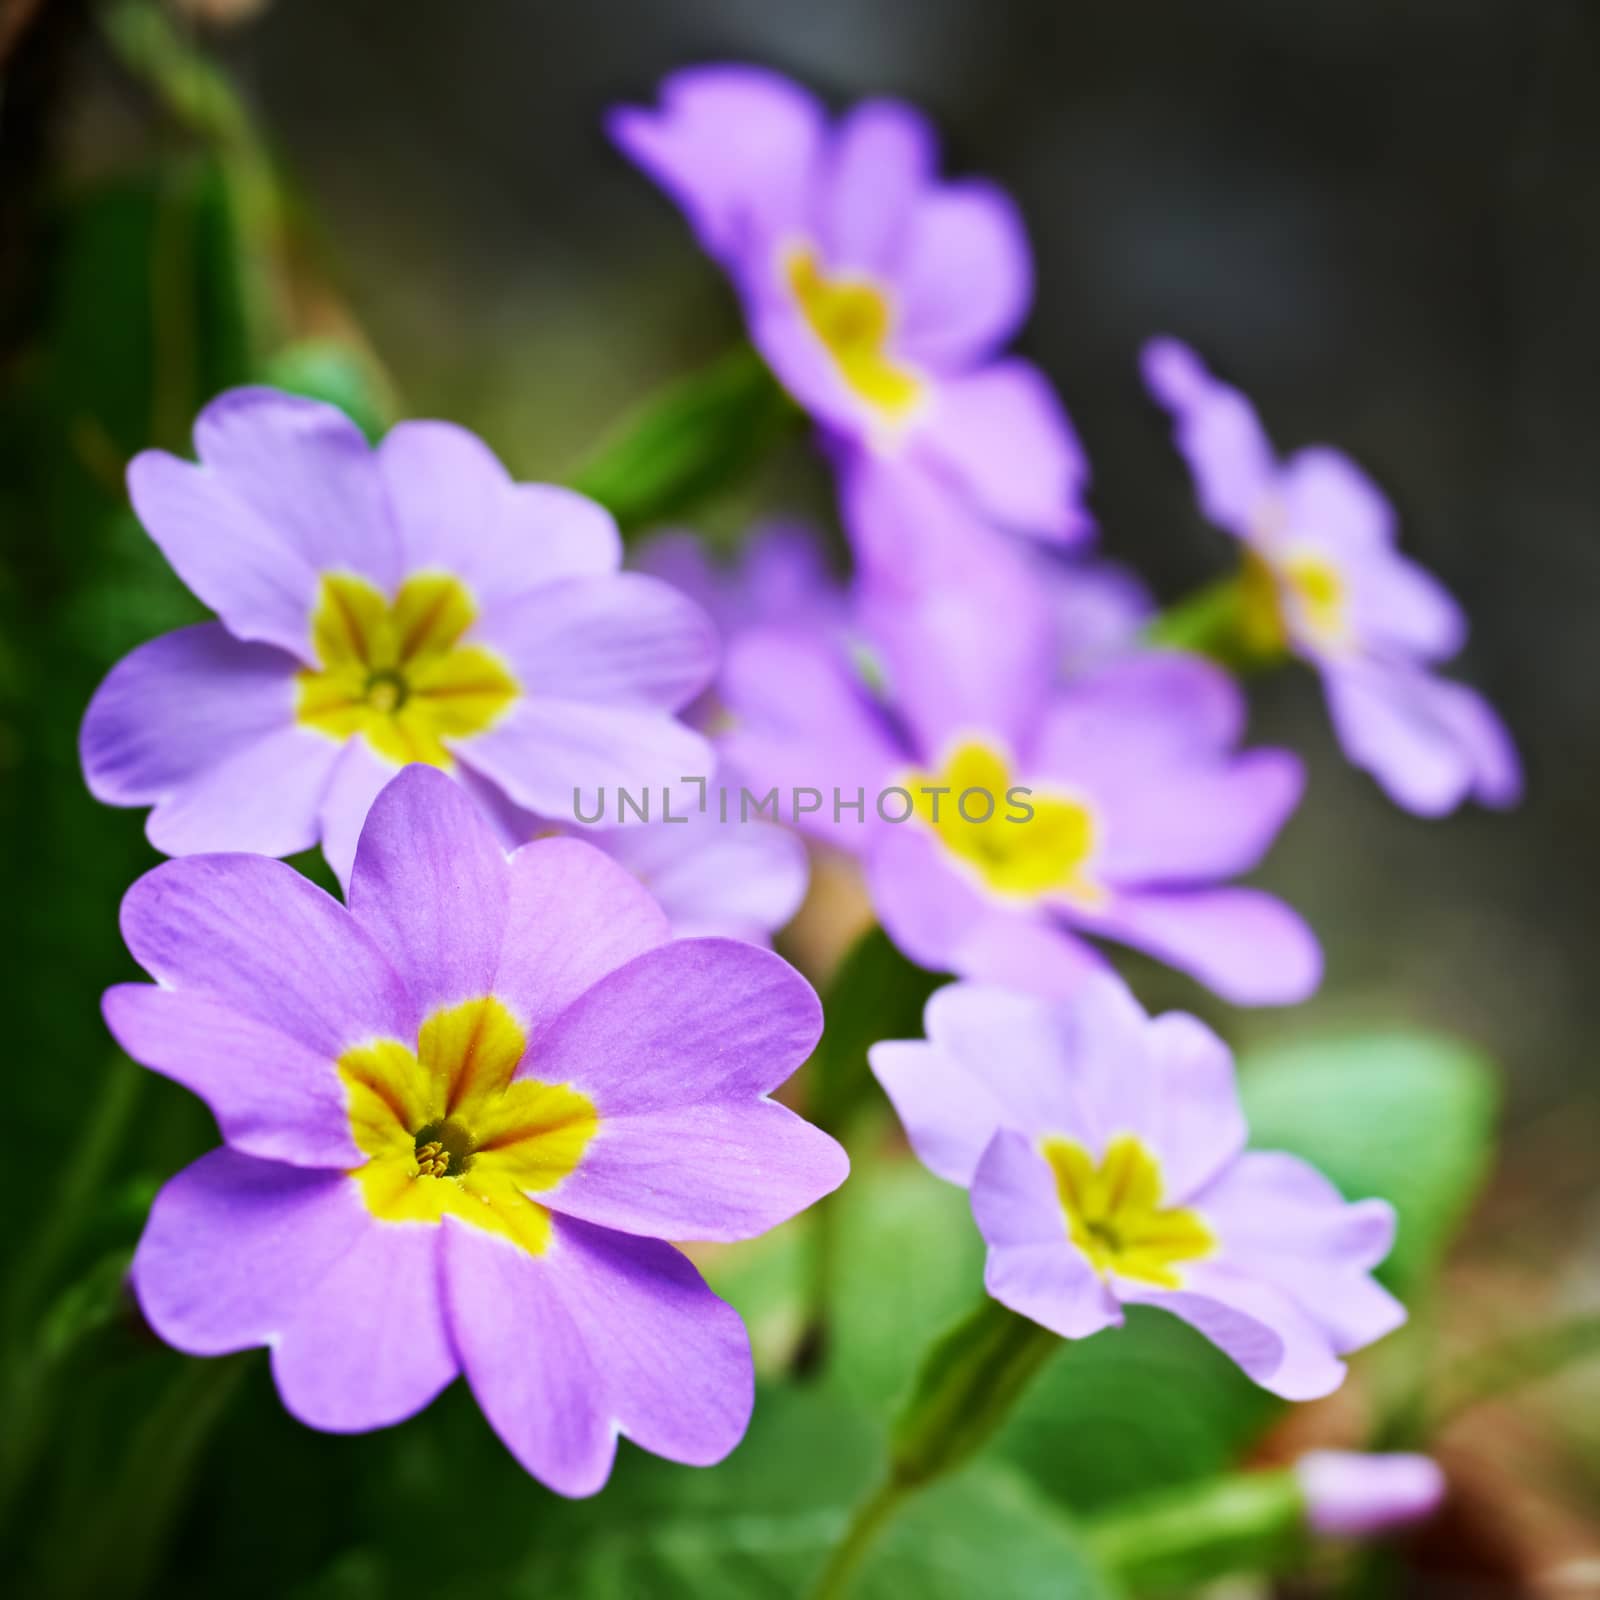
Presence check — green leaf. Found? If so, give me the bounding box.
[995,1307,1276,1515]
[1239,1029,1498,1296]
[507,1387,1116,1600]
[568,344,798,533]
[260,340,395,442]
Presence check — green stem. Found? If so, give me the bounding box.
[809,1476,913,1600]
[567,344,799,533]
[809,1298,1061,1597]
[1086,1470,1306,1591]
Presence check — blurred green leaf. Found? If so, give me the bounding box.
[995,1307,1275,1515]
[507,1387,1115,1600]
[568,344,798,533]
[260,339,395,442]
[1239,1029,1498,1295]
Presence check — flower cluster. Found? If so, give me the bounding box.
[72,60,1518,1523]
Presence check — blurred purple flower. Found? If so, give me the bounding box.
[111,768,845,1496]
[872,975,1404,1399]
[80,388,716,885]
[1144,338,1521,817]
[609,66,1092,555]
[462,759,811,947]
[723,550,1318,1006]
[1296,1450,1446,1536]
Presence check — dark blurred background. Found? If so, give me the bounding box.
[3,1,1597,1592]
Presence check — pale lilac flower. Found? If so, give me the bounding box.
[871,976,1404,1399]
[610,66,1092,552]
[1296,1450,1446,1537]
[462,760,810,947]
[81,388,716,885]
[723,548,1318,1006]
[1144,338,1521,817]
[112,767,845,1495]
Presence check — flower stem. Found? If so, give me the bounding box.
[808,1297,1062,1597]
[809,1475,912,1600]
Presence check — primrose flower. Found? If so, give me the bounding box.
[610,66,1091,548]
[111,767,845,1495]
[1143,338,1520,817]
[81,388,716,884]
[467,760,811,946]
[871,976,1404,1398]
[722,551,1318,1005]
[1295,1450,1446,1537]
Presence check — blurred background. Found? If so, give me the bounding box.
[2,1,1597,1595]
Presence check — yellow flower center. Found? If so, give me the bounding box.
[297,572,518,768]
[908,740,1106,907]
[339,996,598,1257]
[1238,500,1350,655]
[1041,1132,1214,1289]
[783,243,923,427]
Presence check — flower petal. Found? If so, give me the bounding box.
[916,359,1092,542]
[530,938,822,1111]
[348,766,510,1027]
[317,737,402,890]
[441,1213,752,1497]
[103,986,360,1168]
[547,1098,847,1242]
[271,1215,457,1432]
[1125,1264,1348,1401]
[588,807,809,943]
[1323,659,1521,816]
[472,573,715,711]
[607,65,822,264]
[1194,1152,1404,1353]
[1279,447,1397,552]
[866,825,1107,996]
[134,1149,367,1354]
[1071,887,1323,1007]
[496,838,673,1040]
[1097,748,1304,885]
[377,422,621,599]
[457,698,710,828]
[80,623,301,804]
[821,99,936,273]
[119,853,411,1059]
[144,724,339,860]
[972,1129,1123,1339]
[720,625,903,850]
[895,181,1033,365]
[1142,338,1277,537]
[128,389,396,656]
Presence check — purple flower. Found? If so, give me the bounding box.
[81,389,717,885]
[631,519,848,729]
[609,66,1091,550]
[110,767,846,1495]
[871,976,1404,1399]
[461,760,811,947]
[1295,1450,1446,1537]
[722,551,1318,1006]
[1143,339,1521,817]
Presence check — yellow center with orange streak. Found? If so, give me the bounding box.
[297,572,518,768]
[339,996,597,1257]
